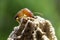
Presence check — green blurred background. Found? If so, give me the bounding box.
[0,0,60,40]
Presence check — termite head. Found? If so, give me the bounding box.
[15,8,34,23]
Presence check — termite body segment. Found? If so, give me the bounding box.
[15,8,34,23]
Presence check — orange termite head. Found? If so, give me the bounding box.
[15,8,34,23]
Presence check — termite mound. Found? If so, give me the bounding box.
[7,8,57,40]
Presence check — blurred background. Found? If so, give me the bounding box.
[0,0,60,40]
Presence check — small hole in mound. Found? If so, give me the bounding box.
[35,27,37,30]
[32,31,34,33]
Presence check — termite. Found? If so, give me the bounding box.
[15,8,34,23]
